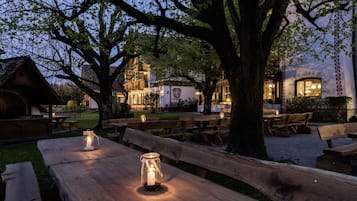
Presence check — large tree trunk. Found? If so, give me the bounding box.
[227,64,267,159]
[97,100,112,128]
[211,5,268,159]
[203,92,213,115]
[94,87,113,128]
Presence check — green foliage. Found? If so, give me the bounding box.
[0,0,137,122]
[51,83,83,105]
[169,98,197,112]
[286,96,351,122]
[66,100,79,112]
[143,36,220,114]
[145,37,221,80]
[144,92,160,113]
[349,115,357,123]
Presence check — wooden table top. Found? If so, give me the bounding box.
[263,114,288,119]
[108,122,128,126]
[38,137,255,201]
[37,136,137,167]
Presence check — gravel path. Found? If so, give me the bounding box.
[265,126,353,167]
[205,125,354,168]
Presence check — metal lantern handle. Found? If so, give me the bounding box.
[94,134,100,146]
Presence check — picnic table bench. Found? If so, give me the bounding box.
[63,112,80,130]
[1,161,41,201]
[316,122,357,173]
[264,112,313,136]
[123,128,357,201]
[103,118,193,142]
[37,136,255,201]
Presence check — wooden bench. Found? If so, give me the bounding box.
[317,123,357,173]
[102,117,160,129]
[199,118,230,146]
[103,118,193,142]
[122,128,357,201]
[63,112,80,129]
[266,112,313,136]
[1,161,41,201]
[287,112,313,134]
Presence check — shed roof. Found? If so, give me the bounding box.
[0,56,62,105]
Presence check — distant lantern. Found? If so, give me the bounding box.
[219,112,225,119]
[140,114,147,123]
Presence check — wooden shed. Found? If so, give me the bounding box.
[0,56,62,140]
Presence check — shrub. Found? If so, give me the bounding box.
[285,96,351,123]
[66,100,79,112]
[349,115,357,122]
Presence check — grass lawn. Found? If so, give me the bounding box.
[0,111,99,201]
[0,111,269,201]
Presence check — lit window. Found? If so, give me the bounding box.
[296,78,321,97]
[263,80,280,103]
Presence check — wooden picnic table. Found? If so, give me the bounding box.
[263,114,288,135]
[37,137,255,201]
[107,122,128,143]
[51,115,70,130]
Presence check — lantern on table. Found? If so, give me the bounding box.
[140,152,163,191]
[140,114,147,122]
[275,110,279,115]
[219,111,225,119]
[83,130,100,151]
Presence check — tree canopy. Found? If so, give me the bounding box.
[145,36,221,114]
[1,0,355,158]
[106,0,355,158]
[1,0,142,126]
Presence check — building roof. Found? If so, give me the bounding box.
[0,56,62,105]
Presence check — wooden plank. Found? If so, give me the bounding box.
[1,161,41,201]
[122,128,155,151]
[286,113,309,133]
[37,136,137,167]
[343,122,357,134]
[316,154,352,174]
[317,124,347,141]
[50,153,255,201]
[123,128,182,161]
[180,143,357,201]
[323,142,357,156]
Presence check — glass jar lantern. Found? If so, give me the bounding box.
[83,130,100,151]
[140,114,147,122]
[140,152,163,191]
[219,111,225,119]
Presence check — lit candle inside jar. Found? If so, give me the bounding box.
[219,112,225,119]
[147,165,156,186]
[85,135,93,149]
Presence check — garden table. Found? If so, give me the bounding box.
[263,114,288,135]
[51,115,70,130]
[107,122,128,143]
[37,136,255,201]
